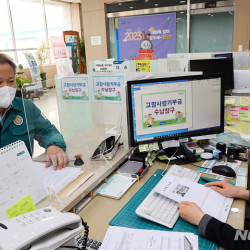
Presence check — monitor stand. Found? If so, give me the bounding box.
[158,145,197,165]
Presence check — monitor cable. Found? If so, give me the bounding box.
[161,145,179,177]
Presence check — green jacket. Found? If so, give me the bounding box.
[0,97,66,155]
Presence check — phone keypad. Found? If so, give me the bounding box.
[12,208,56,227]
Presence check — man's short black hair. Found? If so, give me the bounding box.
[0,53,16,74]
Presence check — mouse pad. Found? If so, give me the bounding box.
[109,169,217,250]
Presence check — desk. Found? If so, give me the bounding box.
[78,160,248,242]
[35,125,132,212]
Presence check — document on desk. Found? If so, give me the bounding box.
[199,160,242,176]
[154,174,233,223]
[33,162,83,194]
[100,226,198,250]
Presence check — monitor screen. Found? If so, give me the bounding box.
[214,53,233,59]
[189,58,234,90]
[127,74,224,147]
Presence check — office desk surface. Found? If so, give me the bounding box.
[78,161,248,242]
[35,125,131,212]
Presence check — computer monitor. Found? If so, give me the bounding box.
[189,58,234,90]
[127,74,224,147]
[214,53,233,59]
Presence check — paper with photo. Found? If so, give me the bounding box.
[154,174,233,222]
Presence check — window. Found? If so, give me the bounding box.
[0,1,13,51]
[1,0,73,66]
[190,12,234,52]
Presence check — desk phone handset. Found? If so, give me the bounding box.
[90,135,121,160]
[0,207,84,250]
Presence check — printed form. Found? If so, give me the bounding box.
[100,226,198,250]
[154,174,233,223]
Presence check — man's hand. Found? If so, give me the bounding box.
[178,201,205,226]
[204,181,249,200]
[45,145,69,170]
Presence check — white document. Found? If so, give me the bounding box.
[154,174,233,223]
[237,167,247,177]
[100,226,198,250]
[34,162,83,194]
[65,172,94,197]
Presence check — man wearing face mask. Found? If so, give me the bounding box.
[0,53,68,170]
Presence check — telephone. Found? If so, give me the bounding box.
[0,207,83,250]
[90,135,121,160]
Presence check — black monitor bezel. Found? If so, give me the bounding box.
[189,57,234,90]
[127,73,224,147]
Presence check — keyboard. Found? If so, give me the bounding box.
[136,164,201,228]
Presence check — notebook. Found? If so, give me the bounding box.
[96,174,136,199]
[0,141,47,220]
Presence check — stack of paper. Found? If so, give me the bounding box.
[97,174,136,199]
[34,162,83,194]
[154,174,233,223]
[100,226,198,250]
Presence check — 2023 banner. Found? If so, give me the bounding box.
[117,13,176,61]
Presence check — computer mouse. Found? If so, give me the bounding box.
[212,165,236,178]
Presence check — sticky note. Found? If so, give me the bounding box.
[225,126,242,134]
[226,108,236,124]
[240,97,250,106]
[150,151,158,161]
[139,144,149,152]
[149,142,159,151]
[239,110,250,121]
[148,158,153,166]
[225,98,235,106]
[6,195,36,219]
[241,107,249,111]
[136,60,151,72]
[230,106,240,118]
[238,124,250,134]
[157,155,169,160]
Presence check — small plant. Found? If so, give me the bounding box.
[36,41,49,72]
[80,36,86,71]
[36,41,49,89]
[15,75,31,91]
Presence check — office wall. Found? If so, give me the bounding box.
[23,64,57,88]
[82,0,108,69]
[71,3,82,37]
[81,0,250,64]
[233,0,250,52]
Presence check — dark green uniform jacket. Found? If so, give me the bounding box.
[0,97,66,155]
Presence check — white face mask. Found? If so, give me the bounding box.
[0,86,16,108]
